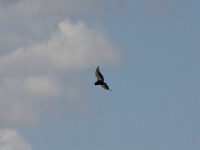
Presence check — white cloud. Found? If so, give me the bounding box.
[0,0,121,127]
[2,0,115,17]
[0,19,120,75]
[2,76,62,97]
[0,19,121,126]
[0,0,123,53]
[0,129,32,150]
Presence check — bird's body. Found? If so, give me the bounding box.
[95,66,112,91]
[94,80,104,85]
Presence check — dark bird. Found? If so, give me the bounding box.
[94,66,112,91]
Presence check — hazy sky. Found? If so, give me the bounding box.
[0,0,199,150]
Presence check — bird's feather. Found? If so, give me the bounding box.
[95,66,104,81]
[101,83,112,91]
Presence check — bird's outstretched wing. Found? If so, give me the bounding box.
[95,66,104,81]
[101,83,112,91]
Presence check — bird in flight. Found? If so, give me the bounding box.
[94,66,112,91]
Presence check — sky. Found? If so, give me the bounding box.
[0,0,199,150]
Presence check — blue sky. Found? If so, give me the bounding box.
[0,0,199,150]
